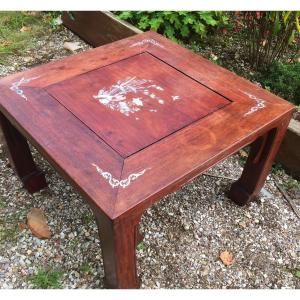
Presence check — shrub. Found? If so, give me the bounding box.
[255,62,300,105]
[238,11,300,69]
[117,11,230,43]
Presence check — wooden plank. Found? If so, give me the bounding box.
[62,11,142,47]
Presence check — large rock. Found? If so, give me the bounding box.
[276,119,300,180]
[27,208,51,239]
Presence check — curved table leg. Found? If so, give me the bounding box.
[0,112,47,193]
[229,117,290,206]
[94,210,141,289]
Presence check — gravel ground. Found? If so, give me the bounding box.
[0,25,300,289]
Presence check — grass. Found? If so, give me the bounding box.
[82,213,94,225]
[0,198,6,209]
[137,241,145,252]
[294,270,300,279]
[79,262,92,274]
[0,11,61,65]
[28,267,63,289]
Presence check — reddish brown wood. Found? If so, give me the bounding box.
[46,52,229,157]
[0,111,47,193]
[229,117,291,205]
[0,31,295,288]
[94,210,141,288]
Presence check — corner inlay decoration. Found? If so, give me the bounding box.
[130,39,165,49]
[10,76,40,101]
[92,163,150,189]
[241,90,266,116]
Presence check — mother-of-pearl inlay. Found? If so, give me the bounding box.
[93,76,180,118]
[240,90,266,116]
[10,76,40,101]
[92,163,150,189]
[130,39,165,49]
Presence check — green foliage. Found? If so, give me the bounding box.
[79,263,92,274]
[255,62,300,105]
[240,11,300,69]
[295,270,300,279]
[29,268,63,289]
[137,241,145,252]
[117,11,230,43]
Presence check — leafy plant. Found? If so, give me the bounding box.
[238,11,300,69]
[117,11,230,43]
[255,62,300,105]
[295,270,300,279]
[28,268,63,289]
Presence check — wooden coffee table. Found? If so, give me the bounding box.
[0,31,295,288]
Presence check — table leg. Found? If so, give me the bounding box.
[94,210,141,289]
[229,117,290,206]
[0,112,47,193]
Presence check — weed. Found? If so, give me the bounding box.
[28,267,63,289]
[137,241,145,252]
[79,262,92,274]
[82,213,94,225]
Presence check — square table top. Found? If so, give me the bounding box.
[0,31,294,219]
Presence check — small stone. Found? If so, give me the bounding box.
[220,250,234,266]
[239,221,247,228]
[201,266,210,276]
[0,256,9,264]
[63,41,81,52]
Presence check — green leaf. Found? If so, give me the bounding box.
[295,270,300,278]
[149,17,163,31]
[193,22,206,36]
[165,24,175,38]
[180,25,190,37]
[118,11,132,20]
[137,15,150,30]
[199,12,218,26]
[288,29,295,45]
[183,14,195,25]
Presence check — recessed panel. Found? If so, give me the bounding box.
[46,52,230,157]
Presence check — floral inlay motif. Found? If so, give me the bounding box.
[92,163,150,189]
[10,76,40,101]
[130,39,165,49]
[240,90,266,116]
[93,76,180,118]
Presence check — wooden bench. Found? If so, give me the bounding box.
[0,31,294,288]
